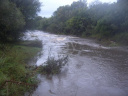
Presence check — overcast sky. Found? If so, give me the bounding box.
[38,0,117,18]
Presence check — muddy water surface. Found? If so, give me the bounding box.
[24,30,128,96]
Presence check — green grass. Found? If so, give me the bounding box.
[0,42,41,96]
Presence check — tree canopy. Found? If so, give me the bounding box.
[0,0,41,43]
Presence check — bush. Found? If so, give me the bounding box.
[38,56,68,75]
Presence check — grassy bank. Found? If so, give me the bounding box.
[0,41,42,96]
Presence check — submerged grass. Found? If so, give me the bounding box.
[0,41,41,96]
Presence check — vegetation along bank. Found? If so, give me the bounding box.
[34,0,128,45]
[0,0,42,95]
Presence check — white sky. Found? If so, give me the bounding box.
[38,0,117,18]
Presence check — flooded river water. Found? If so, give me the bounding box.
[24,30,128,96]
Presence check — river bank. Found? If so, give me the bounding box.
[0,40,42,96]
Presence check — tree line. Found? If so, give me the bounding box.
[0,0,41,43]
[35,0,128,45]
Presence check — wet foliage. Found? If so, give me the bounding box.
[38,56,68,75]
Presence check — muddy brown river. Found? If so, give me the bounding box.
[24,30,128,96]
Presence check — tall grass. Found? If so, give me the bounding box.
[0,43,41,96]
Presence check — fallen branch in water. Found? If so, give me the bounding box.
[38,56,68,75]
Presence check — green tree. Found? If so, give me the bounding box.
[10,0,41,20]
[66,17,88,36]
[0,0,25,42]
[10,0,41,29]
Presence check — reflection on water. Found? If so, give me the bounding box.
[24,30,128,96]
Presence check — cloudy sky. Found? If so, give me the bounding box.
[38,0,117,18]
